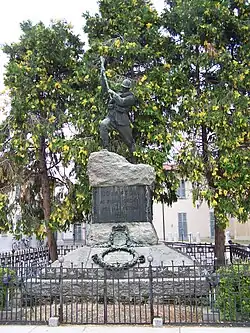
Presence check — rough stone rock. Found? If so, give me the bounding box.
[25,277,209,300]
[87,150,155,187]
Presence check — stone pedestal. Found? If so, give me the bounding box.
[86,222,158,247]
[50,150,197,270]
[86,150,158,247]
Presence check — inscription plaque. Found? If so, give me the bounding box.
[92,185,152,223]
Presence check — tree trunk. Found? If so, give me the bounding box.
[39,136,58,262]
[215,222,225,267]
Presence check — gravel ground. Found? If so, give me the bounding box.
[0,302,204,324]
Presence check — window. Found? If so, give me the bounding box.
[177,179,186,199]
[210,212,215,239]
[178,213,188,241]
[73,224,82,242]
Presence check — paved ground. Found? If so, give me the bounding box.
[0,326,249,333]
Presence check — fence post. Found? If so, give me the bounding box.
[103,266,108,324]
[148,255,154,323]
[58,256,64,324]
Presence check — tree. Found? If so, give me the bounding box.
[1,20,84,261]
[69,0,179,208]
[161,0,250,264]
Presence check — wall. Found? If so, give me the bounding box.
[153,181,211,241]
[0,233,14,252]
[229,218,250,241]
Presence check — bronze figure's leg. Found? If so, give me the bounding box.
[118,125,136,163]
[100,117,111,150]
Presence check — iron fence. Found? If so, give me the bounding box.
[1,242,249,276]
[164,241,250,265]
[0,245,86,271]
[0,261,249,326]
[228,242,250,262]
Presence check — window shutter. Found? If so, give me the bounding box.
[210,212,215,239]
[178,213,188,241]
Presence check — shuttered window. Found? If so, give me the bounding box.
[210,212,215,239]
[178,212,188,241]
[177,180,186,199]
[73,224,82,241]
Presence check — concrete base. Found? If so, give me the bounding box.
[202,309,220,322]
[153,317,163,327]
[48,317,60,327]
[52,243,195,269]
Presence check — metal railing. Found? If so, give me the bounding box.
[228,241,250,262]
[0,261,249,326]
[1,242,249,272]
[0,244,86,268]
[164,241,250,264]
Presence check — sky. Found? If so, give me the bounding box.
[0,0,165,94]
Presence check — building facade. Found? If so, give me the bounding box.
[153,180,212,242]
[153,179,250,243]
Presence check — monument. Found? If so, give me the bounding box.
[99,56,136,163]
[49,58,195,269]
[49,149,194,270]
[87,149,158,249]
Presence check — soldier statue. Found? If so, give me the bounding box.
[99,57,136,163]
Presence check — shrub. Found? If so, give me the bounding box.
[215,263,250,321]
[0,267,16,310]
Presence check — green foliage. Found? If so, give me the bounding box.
[162,0,250,227]
[216,263,250,321]
[0,268,16,310]
[1,20,85,239]
[0,193,10,231]
[77,0,179,204]
[1,0,249,246]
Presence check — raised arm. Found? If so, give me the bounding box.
[108,89,135,107]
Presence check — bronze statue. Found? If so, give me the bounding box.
[99,57,136,162]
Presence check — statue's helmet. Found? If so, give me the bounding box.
[121,78,132,89]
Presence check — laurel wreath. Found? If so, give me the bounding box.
[92,247,145,271]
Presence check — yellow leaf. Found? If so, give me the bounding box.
[239,207,244,214]
[140,75,147,83]
[164,63,171,69]
[212,199,218,206]
[114,39,121,48]
[48,115,56,123]
[63,145,69,152]
[146,23,152,29]
[239,73,245,81]
[199,111,206,118]
[106,70,113,78]
[212,105,219,111]
[223,190,228,196]
[55,82,61,89]
[81,99,87,106]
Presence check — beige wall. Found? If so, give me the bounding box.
[229,218,250,241]
[153,180,250,242]
[153,181,211,241]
